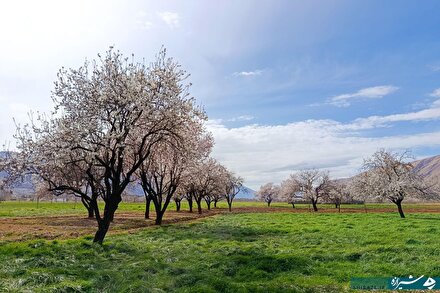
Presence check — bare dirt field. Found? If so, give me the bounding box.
[0,211,219,242]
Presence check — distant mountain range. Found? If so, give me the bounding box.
[236,186,256,199]
[125,183,256,199]
[412,154,440,182]
[3,150,438,199]
[338,154,440,187]
[1,150,256,199]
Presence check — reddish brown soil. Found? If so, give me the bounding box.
[0,210,221,242]
[1,206,440,242]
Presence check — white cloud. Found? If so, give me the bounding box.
[206,100,440,189]
[157,11,180,29]
[330,85,399,107]
[228,115,255,122]
[429,64,440,72]
[233,70,263,77]
[429,88,440,98]
[136,20,153,30]
[309,99,440,131]
[351,107,440,130]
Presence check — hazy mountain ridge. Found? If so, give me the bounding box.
[235,185,256,199]
[3,151,438,199]
[1,150,256,199]
[411,154,440,184]
[338,154,440,185]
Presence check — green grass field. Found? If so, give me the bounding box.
[1,206,440,292]
[1,200,438,217]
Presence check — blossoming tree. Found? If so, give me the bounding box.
[15,47,203,243]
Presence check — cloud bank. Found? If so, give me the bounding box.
[207,99,440,189]
[430,88,440,98]
[329,85,399,107]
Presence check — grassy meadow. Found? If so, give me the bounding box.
[1,199,439,217]
[1,202,440,292]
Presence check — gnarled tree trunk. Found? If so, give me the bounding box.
[81,197,94,218]
[93,195,121,244]
[311,199,318,211]
[188,197,193,213]
[394,199,405,218]
[155,209,164,225]
[145,197,151,219]
[196,199,202,214]
[175,199,181,212]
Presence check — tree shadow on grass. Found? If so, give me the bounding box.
[169,247,315,292]
[144,224,324,291]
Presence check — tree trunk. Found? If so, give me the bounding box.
[94,210,112,243]
[188,197,193,213]
[206,201,211,210]
[145,198,151,219]
[90,197,100,220]
[291,203,295,208]
[81,197,94,218]
[93,196,121,244]
[196,200,202,214]
[395,200,405,218]
[155,210,164,225]
[94,217,111,244]
[267,201,271,207]
[106,205,115,222]
[228,202,232,212]
[312,200,318,212]
[214,200,218,208]
[175,200,181,212]
[87,207,94,218]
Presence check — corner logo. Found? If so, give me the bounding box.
[351,276,439,290]
[391,275,436,290]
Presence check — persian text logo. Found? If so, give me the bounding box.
[350,276,439,290]
[390,275,436,290]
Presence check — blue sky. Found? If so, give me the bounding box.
[1,0,440,188]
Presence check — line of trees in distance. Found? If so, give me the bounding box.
[256,149,439,218]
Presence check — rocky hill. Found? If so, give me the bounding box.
[412,154,440,183]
